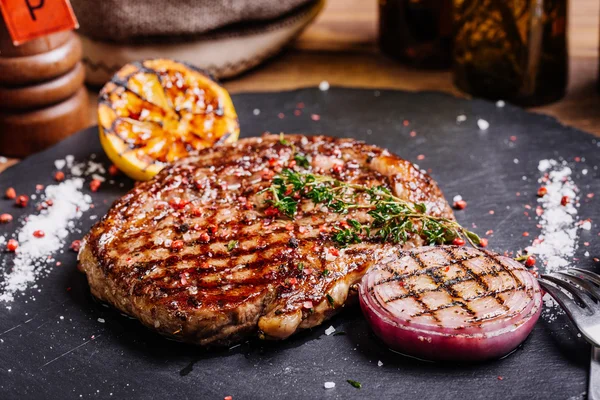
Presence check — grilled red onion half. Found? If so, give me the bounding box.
[359,246,542,361]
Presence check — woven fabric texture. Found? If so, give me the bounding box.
[70,0,312,42]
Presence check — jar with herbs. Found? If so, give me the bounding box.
[452,0,567,106]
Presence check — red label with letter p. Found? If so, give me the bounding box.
[0,0,78,45]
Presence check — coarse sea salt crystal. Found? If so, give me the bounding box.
[477,119,489,130]
[525,159,580,273]
[92,174,105,182]
[541,293,563,321]
[71,165,83,176]
[54,159,66,170]
[581,220,591,230]
[496,100,506,108]
[325,326,335,335]
[538,159,553,172]
[378,360,383,367]
[0,178,92,304]
[54,156,106,178]
[456,115,467,123]
[319,81,330,91]
[453,195,462,202]
[324,382,335,389]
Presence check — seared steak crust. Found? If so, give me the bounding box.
[80,134,454,346]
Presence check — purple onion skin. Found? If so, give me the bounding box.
[359,285,542,362]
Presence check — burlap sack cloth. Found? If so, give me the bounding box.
[71,0,312,42]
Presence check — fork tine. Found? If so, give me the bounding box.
[571,268,600,286]
[538,277,586,320]
[559,271,600,303]
[541,274,596,311]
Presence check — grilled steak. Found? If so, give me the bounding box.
[79,134,454,346]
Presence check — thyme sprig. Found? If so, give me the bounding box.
[262,169,481,248]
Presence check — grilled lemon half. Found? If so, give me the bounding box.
[98,59,239,181]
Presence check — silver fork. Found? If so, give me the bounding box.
[538,268,600,400]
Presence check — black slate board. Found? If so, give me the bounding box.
[0,88,598,400]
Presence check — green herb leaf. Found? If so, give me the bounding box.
[332,219,367,247]
[297,262,304,271]
[294,153,311,169]
[279,133,291,146]
[348,219,362,230]
[269,195,298,218]
[227,240,238,252]
[322,269,330,277]
[332,228,361,247]
[347,380,362,389]
[326,294,335,308]
[262,170,480,249]
[514,253,528,262]
[465,230,481,246]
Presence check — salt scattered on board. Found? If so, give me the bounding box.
[581,220,591,230]
[0,179,92,304]
[524,159,585,322]
[0,156,104,306]
[541,292,562,322]
[324,382,335,389]
[477,119,490,130]
[324,325,336,336]
[525,159,580,273]
[54,159,66,170]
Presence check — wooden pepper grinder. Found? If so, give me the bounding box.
[0,0,88,157]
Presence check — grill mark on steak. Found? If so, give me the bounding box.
[119,193,378,248]
[123,218,337,257]
[80,134,454,345]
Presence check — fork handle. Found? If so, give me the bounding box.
[590,346,600,400]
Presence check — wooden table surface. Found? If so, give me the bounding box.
[1,0,599,174]
[224,0,600,135]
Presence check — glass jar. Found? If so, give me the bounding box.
[453,0,568,106]
[379,0,453,69]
